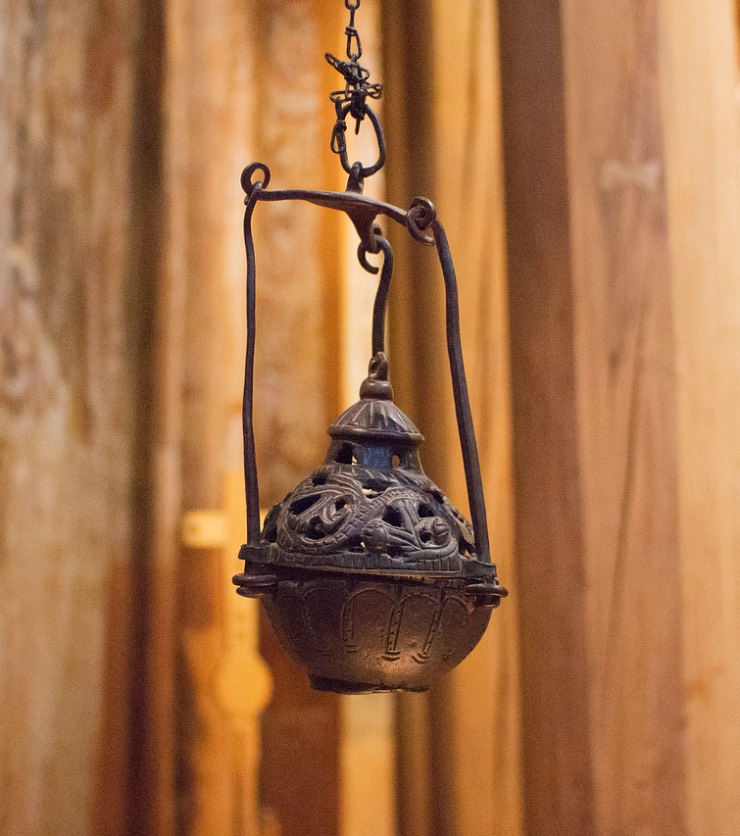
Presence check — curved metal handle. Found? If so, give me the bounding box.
[241,165,491,565]
[242,180,262,544]
[429,218,490,564]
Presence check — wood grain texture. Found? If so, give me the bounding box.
[427,4,521,836]
[125,0,174,832]
[164,0,251,831]
[501,0,740,833]
[561,2,686,831]
[161,0,306,833]
[658,1,740,830]
[250,4,344,836]
[498,1,597,830]
[0,0,139,833]
[382,2,520,834]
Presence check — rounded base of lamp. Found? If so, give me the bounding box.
[260,570,492,693]
[309,676,429,695]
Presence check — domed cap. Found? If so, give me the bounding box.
[328,353,424,445]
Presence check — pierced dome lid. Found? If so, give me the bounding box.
[328,353,424,445]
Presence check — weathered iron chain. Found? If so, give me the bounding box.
[344,0,362,61]
[325,0,384,188]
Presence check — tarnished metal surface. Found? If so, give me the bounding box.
[233,0,506,693]
[241,353,490,580]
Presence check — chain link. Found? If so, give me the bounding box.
[344,0,361,61]
[325,0,384,185]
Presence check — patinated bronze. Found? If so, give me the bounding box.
[233,0,507,693]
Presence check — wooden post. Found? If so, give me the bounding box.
[249,5,345,836]
[426,5,522,835]
[500,0,740,832]
[181,460,273,836]
[0,1,141,834]
[382,2,521,834]
[164,0,345,833]
[658,3,740,830]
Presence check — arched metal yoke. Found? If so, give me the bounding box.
[240,163,494,575]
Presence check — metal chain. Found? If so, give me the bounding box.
[325,0,384,187]
[344,0,362,61]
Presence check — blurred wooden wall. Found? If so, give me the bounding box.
[3,1,740,835]
[381,2,522,835]
[155,1,348,835]
[0,0,142,833]
[500,0,740,833]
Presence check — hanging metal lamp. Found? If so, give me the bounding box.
[233,0,507,694]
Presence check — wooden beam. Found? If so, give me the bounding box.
[427,3,522,835]
[0,0,141,833]
[658,2,740,830]
[500,0,740,832]
[163,0,344,834]
[251,4,344,836]
[383,2,521,834]
[498,1,596,829]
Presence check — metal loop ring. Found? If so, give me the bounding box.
[336,103,386,178]
[345,0,360,9]
[406,197,437,246]
[358,244,380,275]
[357,225,383,274]
[241,163,271,201]
[331,120,347,154]
[346,27,362,61]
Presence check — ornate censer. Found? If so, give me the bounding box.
[233,0,507,693]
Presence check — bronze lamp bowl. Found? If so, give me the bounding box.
[234,352,504,693]
[232,2,505,695]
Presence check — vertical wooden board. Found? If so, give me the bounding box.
[658,0,740,830]
[380,0,447,485]
[123,0,176,832]
[251,4,345,836]
[258,625,342,836]
[428,3,521,836]
[250,0,344,507]
[382,1,520,834]
[0,0,138,833]
[165,0,267,832]
[394,693,434,836]
[559,1,687,832]
[340,695,396,836]
[498,0,598,832]
[503,0,740,834]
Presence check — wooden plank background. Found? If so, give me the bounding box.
[2,0,739,834]
[501,0,740,833]
[382,2,521,835]
[0,0,141,833]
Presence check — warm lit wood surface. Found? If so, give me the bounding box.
[164,0,255,832]
[658,1,740,830]
[382,2,521,834]
[427,4,522,835]
[562,2,687,830]
[165,2,344,835]
[501,0,740,832]
[3,1,738,834]
[251,5,345,836]
[0,0,140,833]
